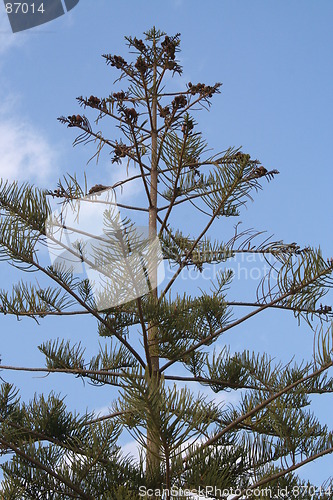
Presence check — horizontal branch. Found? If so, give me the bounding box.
[160,262,333,374]
[0,365,124,385]
[185,359,333,467]
[226,301,332,318]
[0,309,89,317]
[164,374,264,391]
[230,445,333,500]
[0,365,259,391]
[1,299,329,321]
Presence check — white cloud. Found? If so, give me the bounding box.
[93,405,111,417]
[121,439,142,464]
[0,14,56,186]
[0,117,58,184]
[0,84,59,185]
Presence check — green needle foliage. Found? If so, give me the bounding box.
[0,27,333,499]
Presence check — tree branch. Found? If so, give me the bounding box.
[229,445,333,500]
[158,171,249,302]
[32,260,146,369]
[0,435,94,500]
[227,300,332,319]
[0,364,125,384]
[158,128,189,236]
[160,262,333,374]
[183,359,333,468]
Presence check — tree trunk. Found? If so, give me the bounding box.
[146,39,161,488]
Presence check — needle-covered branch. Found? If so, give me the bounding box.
[0,27,332,497]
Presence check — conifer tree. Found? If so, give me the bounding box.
[0,28,333,499]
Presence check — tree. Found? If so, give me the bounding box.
[0,27,333,499]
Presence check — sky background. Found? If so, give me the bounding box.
[0,0,332,487]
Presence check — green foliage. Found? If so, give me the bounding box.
[0,281,74,319]
[0,26,332,499]
[260,247,333,326]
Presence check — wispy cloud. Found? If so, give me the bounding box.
[0,115,58,184]
[0,86,60,185]
[0,12,58,185]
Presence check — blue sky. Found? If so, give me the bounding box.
[0,0,332,486]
